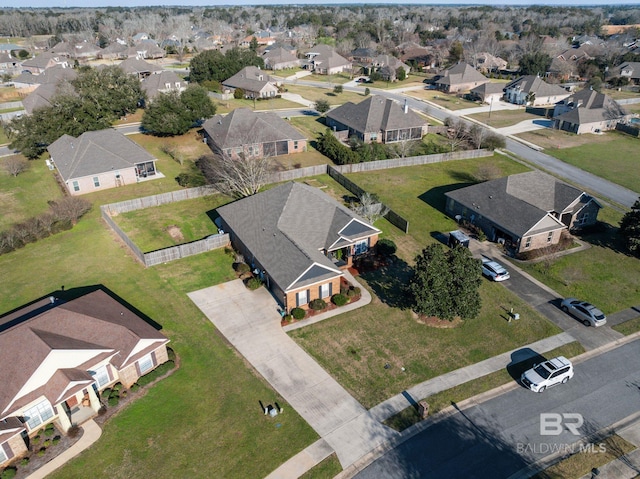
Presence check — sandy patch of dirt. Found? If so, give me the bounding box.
[166,225,184,242]
[413,311,463,328]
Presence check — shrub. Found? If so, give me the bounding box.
[52,436,61,445]
[108,395,120,407]
[43,439,51,447]
[291,307,306,320]
[37,447,46,456]
[235,262,250,274]
[309,298,326,311]
[44,423,55,436]
[246,277,263,290]
[346,288,356,298]
[175,171,206,188]
[332,293,348,306]
[136,359,176,387]
[364,87,370,96]
[352,287,361,296]
[101,388,112,399]
[1,467,17,479]
[98,406,107,416]
[130,383,140,393]
[283,314,293,323]
[67,425,80,438]
[377,238,397,257]
[112,382,123,392]
[32,434,41,444]
[21,457,30,466]
[233,88,245,99]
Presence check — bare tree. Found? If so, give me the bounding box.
[198,153,273,199]
[2,156,29,177]
[49,197,92,225]
[444,117,469,151]
[351,192,389,224]
[475,163,503,182]
[468,124,485,149]
[389,138,420,159]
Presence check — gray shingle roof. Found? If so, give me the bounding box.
[436,62,488,87]
[117,57,162,75]
[48,129,156,181]
[445,171,584,237]
[217,182,379,293]
[470,82,505,95]
[554,89,626,125]
[326,95,426,135]
[306,44,351,70]
[263,47,298,64]
[22,83,57,114]
[202,108,305,150]
[222,66,273,92]
[141,70,186,100]
[505,75,568,97]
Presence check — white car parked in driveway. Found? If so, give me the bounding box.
[481,257,510,282]
[521,356,574,393]
[560,298,607,327]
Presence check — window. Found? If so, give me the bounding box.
[578,213,590,225]
[525,237,532,249]
[24,400,54,430]
[93,176,100,187]
[296,290,308,307]
[72,181,80,192]
[90,365,110,389]
[354,240,369,256]
[0,446,6,463]
[320,283,330,298]
[294,140,299,150]
[547,231,554,243]
[138,353,154,375]
[370,133,377,141]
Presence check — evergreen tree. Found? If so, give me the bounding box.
[141,91,193,136]
[408,244,452,319]
[448,246,482,319]
[620,198,640,256]
[180,84,216,124]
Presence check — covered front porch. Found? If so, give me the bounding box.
[55,386,101,432]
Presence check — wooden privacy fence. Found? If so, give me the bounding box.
[101,186,229,267]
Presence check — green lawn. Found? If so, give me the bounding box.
[2,181,318,478]
[512,209,640,314]
[284,84,368,106]
[405,89,480,111]
[543,131,640,194]
[114,195,228,251]
[0,156,63,230]
[212,96,301,114]
[467,109,540,128]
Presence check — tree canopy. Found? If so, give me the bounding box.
[408,243,482,320]
[7,66,143,159]
[620,198,640,257]
[189,47,264,83]
[141,85,216,137]
[518,52,552,76]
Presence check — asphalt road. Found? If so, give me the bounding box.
[354,339,640,479]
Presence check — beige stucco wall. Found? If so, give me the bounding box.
[66,167,138,196]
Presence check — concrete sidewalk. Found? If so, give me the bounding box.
[26,420,102,479]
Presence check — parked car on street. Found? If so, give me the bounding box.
[521,356,574,393]
[481,257,510,281]
[560,298,607,327]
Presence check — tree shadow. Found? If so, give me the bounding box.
[574,221,632,256]
[359,256,413,309]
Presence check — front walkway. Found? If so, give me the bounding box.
[187,278,398,469]
[26,420,102,479]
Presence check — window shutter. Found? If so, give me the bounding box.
[329,282,332,296]
[318,285,322,298]
[151,351,157,366]
[306,289,310,305]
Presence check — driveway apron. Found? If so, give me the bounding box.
[188,280,397,467]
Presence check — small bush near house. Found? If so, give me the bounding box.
[112,382,123,392]
[20,457,29,466]
[291,308,306,320]
[309,298,327,311]
[1,466,17,478]
[101,388,112,399]
[67,425,80,438]
[36,448,46,456]
[246,277,263,290]
[233,88,245,99]
[136,359,176,387]
[130,383,140,393]
[32,434,41,445]
[234,262,251,274]
[346,288,356,298]
[175,171,206,188]
[283,314,293,323]
[43,439,51,447]
[44,423,55,436]
[377,238,397,257]
[52,436,61,445]
[332,293,348,306]
[108,395,119,407]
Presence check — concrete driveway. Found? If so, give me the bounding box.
[188,280,397,467]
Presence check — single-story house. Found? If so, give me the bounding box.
[263,47,300,70]
[472,52,508,73]
[372,54,410,81]
[141,70,187,102]
[469,82,505,104]
[434,62,489,93]
[21,53,68,75]
[50,40,100,59]
[48,129,159,195]
[0,288,169,468]
[22,83,58,114]
[216,182,380,312]
[12,64,77,92]
[117,57,163,79]
[553,89,628,134]
[0,52,20,76]
[504,75,570,106]
[325,95,427,144]
[303,44,352,75]
[222,66,278,99]
[444,171,602,254]
[202,108,306,159]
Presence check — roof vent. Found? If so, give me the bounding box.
[49,296,56,304]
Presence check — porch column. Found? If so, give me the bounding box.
[86,387,101,412]
[56,404,72,432]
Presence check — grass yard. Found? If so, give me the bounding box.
[613,316,640,335]
[405,89,480,111]
[543,131,640,194]
[114,108,144,125]
[0,124,10,145]
[114,194,228,251]
[602,87,640,100]
[299,454,342,479]
[213,96,301,114]
[284,84,367,106]
[289,272,562,409]
[531,434,636,479]
[0,156,63,230]
[467,108,540,128]
[511,208,640,314]
[1,198,318,479]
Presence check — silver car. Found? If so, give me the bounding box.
[560,298,607,327]
[481,257,510,282]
